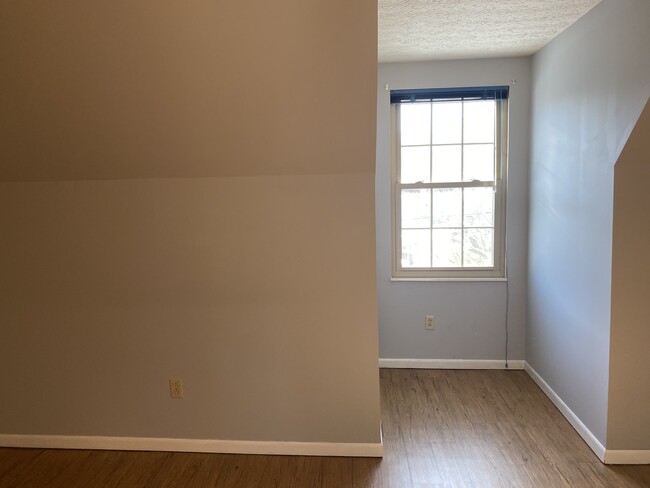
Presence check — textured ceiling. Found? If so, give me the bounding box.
[379,0,601,62]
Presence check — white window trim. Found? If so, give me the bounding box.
[391,98,509,280]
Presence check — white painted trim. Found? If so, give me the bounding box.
[390,277,508,282]
[604,450,650,465]
[379,358,525,370]
[524,363,606,463]
[0,434,383,458]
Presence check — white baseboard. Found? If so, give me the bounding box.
[524,363,607,463]
[604,450,650,464]
[525,363,650,464]
[0,434,383,458]
[379,358,525,370]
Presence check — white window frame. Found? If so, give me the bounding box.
[391,91,509,280]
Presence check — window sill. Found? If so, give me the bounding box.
[390,277,507,282]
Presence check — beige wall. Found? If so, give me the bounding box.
[0,1,380,445]
[608,100,650,450]
[0,0,376,181]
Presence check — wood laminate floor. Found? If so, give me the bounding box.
[1,369,648,487]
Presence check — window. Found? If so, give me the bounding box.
[391,86,508,279]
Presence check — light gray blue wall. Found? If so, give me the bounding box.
[528,0,650,446]
[376,58,531,361]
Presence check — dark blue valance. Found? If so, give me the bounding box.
[390,85,509,104]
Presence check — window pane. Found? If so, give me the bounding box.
[464,187,494,227]
[401,189,430,229]
[464,100,495,144]
[401,146,430,183]
[431,145,461,183]
[402,229,430,268]
[432,229,461,267]
[431,101,462,144]
[463,144,494,181]
[432,188,461,228]
[464,228,494,267]
[400,103,431,146]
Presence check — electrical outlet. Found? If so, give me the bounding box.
[425,315,435,330]
[169,378,183,398]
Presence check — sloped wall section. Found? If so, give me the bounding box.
[0,0,381,452]
[608,100,650,451]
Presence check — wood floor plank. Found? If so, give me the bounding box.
[59,450,136,488]
[287,456,322,488]
[257,455,302,488]
[607,464,650,487]
[321,456,353,488]
[403,442,441,486]
[143,452,208,488]
[100,451,170,488]
[379,426,413,488]
[178,452,230,488]
[234,454,270,487]
[207,454,251,488]
[521,462,573,488]
[1,449,93,488]
[351,457,382,488]
[0,448,42,482]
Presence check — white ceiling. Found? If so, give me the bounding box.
[379,0,601,62]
